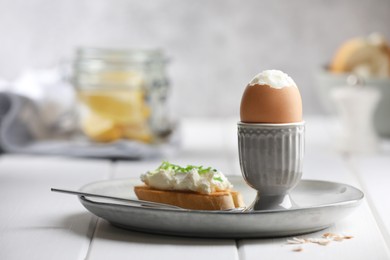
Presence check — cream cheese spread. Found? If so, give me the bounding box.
[249,69,297,89]
[140,161,233,194]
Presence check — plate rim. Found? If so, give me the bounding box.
[78,178,364,215]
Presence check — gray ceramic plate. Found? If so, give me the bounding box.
[78,177,364,238]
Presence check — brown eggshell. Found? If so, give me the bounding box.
[240,84,302,123]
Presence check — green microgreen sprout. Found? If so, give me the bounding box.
[213,177,223,182]
[155,161,218,175]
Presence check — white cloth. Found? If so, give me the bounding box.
[0,69,177,159]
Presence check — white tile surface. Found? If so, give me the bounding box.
[87,220,238,260]
[238,169,390,259]
[238,117,390,259]
[87,153,238,260]
[0,155,110,260]
[350,154,390,247]
[1,117,390,259]
[238,206,389,260]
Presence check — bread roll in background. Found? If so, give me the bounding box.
[330,33,390,78]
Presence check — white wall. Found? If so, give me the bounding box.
[1,0,389,117]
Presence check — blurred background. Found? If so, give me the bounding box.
[0,0,389,157]
[1,0,389,117]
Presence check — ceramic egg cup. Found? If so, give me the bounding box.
[238,122,305,210]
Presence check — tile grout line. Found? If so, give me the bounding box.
[235,239,244,260]
[82,217,99,260]
[109,159,117,180]
[344,155,390,254]
[225,122,243,260]
[84,159,115,260]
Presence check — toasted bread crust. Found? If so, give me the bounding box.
[229,190,245,209]
[134,185,245,210]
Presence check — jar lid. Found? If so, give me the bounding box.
[75,48,166,64]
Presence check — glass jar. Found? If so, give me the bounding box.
[72,48,172,144]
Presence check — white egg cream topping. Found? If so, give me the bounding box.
[140,161,233,194]
[249,69,297,89]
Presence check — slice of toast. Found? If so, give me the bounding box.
[134,185,245,210]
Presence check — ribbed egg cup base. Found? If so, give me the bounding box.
[248,193,297,211]
[238,122,305,211]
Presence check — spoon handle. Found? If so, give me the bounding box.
[51,188,184,210]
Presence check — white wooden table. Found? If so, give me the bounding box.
[1,117,390,260]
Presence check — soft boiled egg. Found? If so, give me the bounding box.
[240,70,303,123]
